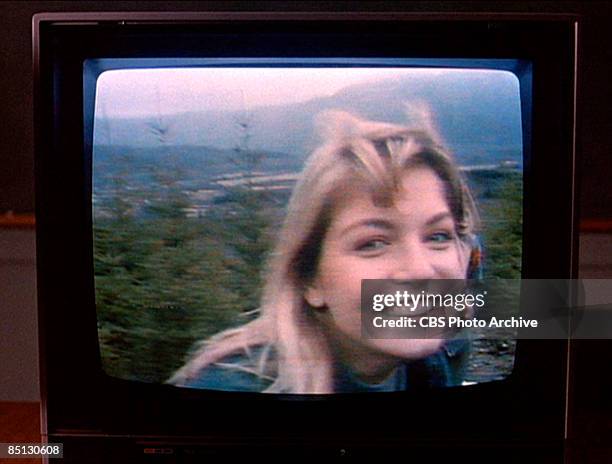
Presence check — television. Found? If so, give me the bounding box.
[34,11,579,462]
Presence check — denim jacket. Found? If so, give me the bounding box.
[181,338,470,393]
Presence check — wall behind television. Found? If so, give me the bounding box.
[0,1,611,218]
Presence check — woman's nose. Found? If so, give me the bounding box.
[388,239,437,281]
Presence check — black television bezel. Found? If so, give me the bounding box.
[34,12,579,458]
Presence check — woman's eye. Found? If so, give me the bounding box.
[427,231,454,245]
[355,239,389,252]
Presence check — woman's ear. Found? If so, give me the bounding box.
[304,284,326,309]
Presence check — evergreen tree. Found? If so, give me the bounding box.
[482,172,523,279]
[213,117,275,313]
[94,117,238,381]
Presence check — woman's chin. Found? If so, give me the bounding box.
[371,338,445,360]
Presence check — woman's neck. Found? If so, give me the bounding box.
[321,324,401,384]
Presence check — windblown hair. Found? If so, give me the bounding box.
[168,109,478,393]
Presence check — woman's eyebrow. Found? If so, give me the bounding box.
[425,211,453,227]
[341,218,394,235]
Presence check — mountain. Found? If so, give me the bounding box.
[93,72,523,167]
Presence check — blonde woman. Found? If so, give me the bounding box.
[169,110,479,394]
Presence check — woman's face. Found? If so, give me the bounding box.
[305,167,470,381]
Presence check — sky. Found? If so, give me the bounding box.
[95,67,518,118]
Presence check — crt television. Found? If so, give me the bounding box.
[34,11,578,462]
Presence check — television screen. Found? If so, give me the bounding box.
[91,62,523,393]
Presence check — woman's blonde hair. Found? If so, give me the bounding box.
[168,109,478,393]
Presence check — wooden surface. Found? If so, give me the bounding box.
[0,402,41,463]
[0,213,35,229]
[581,218,612,233]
